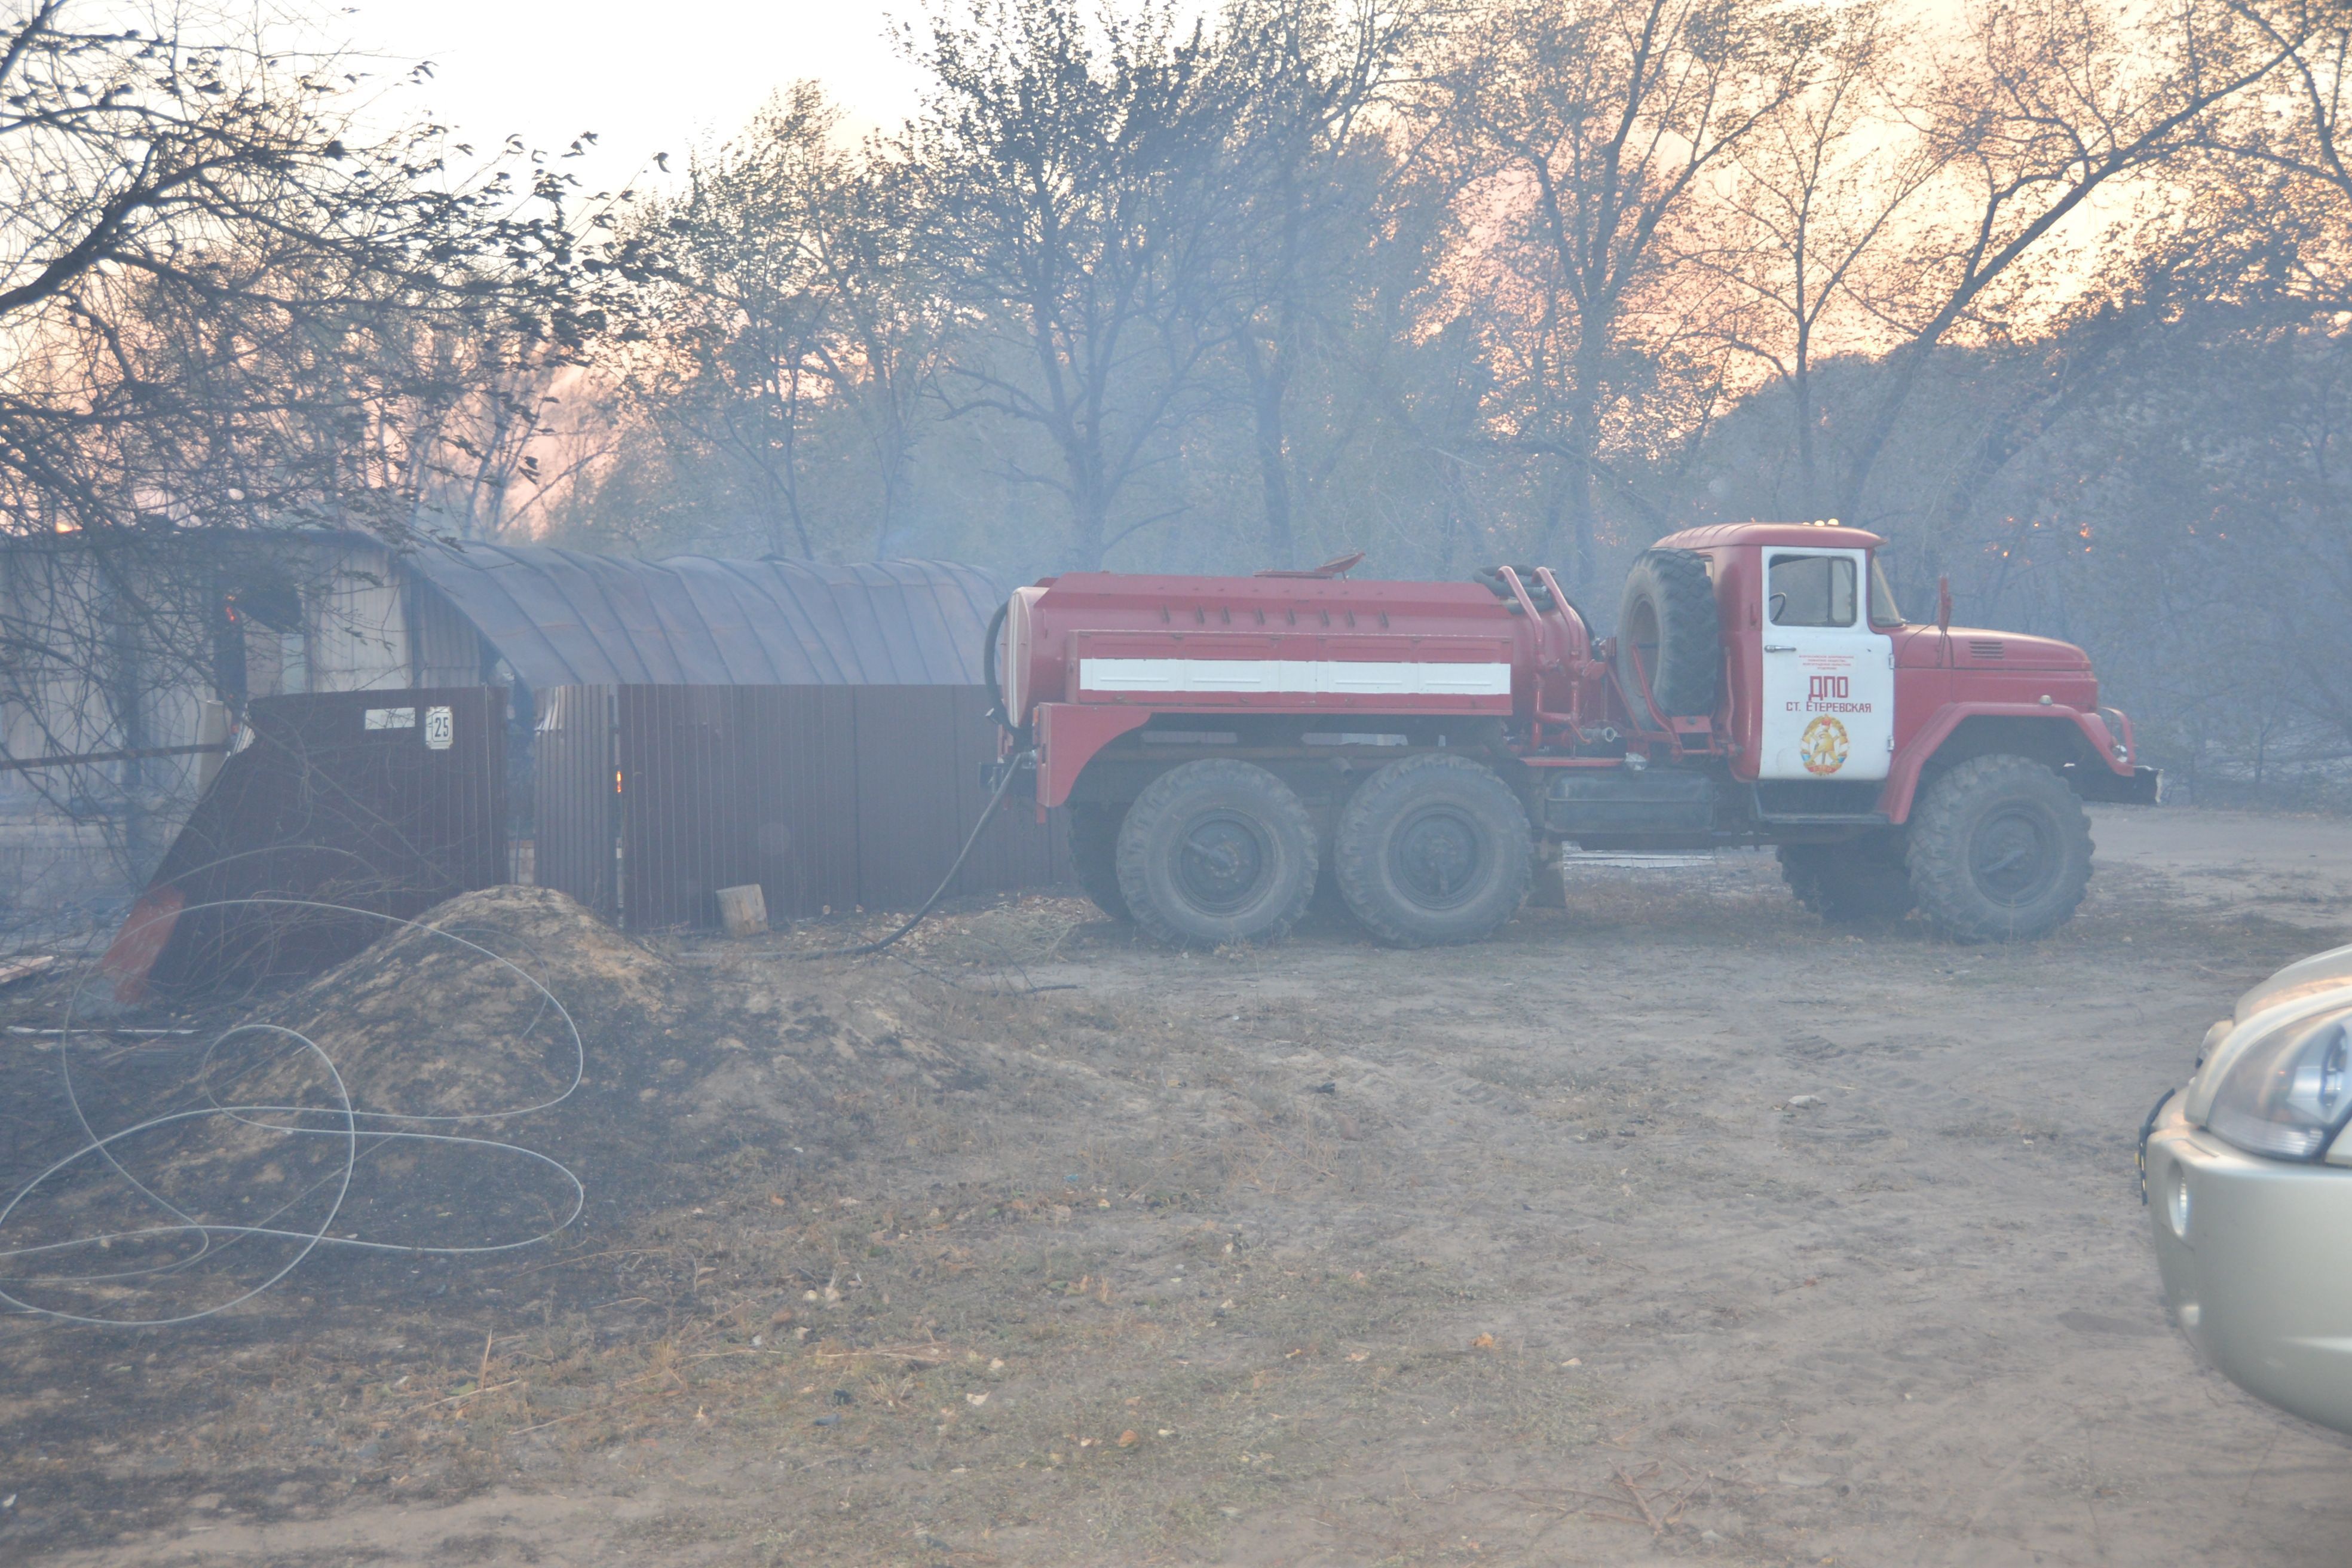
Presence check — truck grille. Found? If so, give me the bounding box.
[1967,639,2004,659]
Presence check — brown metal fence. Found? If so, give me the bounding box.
[121,687,509,994]
[534,684,1067,931]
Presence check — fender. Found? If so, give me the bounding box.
[1881,703,2130,822]
[1034,703,1153,814]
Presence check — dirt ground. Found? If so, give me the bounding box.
[4,804,2351,1567]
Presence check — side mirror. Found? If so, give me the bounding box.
[1936,575,1953,632]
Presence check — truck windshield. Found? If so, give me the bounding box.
[1768,554,1856,627]
[1869,559,1903,626]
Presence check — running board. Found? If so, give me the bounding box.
[1748,781,1888,827]
[1751,810,1890,827]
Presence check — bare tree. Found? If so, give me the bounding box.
[0,1,575,542]
[1210,0,1423,565]
[611,88,841,558]
[804,128,953,556]
[608,84,948,559]
[2208,2,2352,213]
[0,0,574,889]
[1829,0,2307,526]
[911,0,1240,569]
[1428,0,1816,588]
[1684,1,1944,513]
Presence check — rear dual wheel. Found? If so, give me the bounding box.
[1115,760,1317,947]
[1334,755,1532,948]
[1106,754,1534,949]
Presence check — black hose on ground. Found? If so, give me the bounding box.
[794,749,1034,961]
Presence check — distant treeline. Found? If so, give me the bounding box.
[537,0,2352,794]
[5,0,2351,798]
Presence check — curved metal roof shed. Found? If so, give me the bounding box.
[402,544,1001,689]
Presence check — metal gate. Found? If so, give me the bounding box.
[105,687,508,996]
[532,685,617,917]
[534,684,1065,930]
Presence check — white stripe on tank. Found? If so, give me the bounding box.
[1077,658,1512,697]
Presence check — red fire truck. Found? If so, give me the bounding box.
[988,523,2158,948]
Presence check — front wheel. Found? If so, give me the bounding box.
[1906,755,2091,943]
[1334,755,1532,947]
[1115,760,1316,947]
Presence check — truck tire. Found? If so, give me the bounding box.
[1334,755,1533,947]
[1115,760,1316,947]
[1615,549,1720,720]
[1906,754,2091,942]
[1066,804,1130,921]
[1779,832,1915,928]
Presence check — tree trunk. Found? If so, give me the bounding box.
[764,378,815,560]
[1792,325,1818,514]
[1069,450,1112,571]
[1242,335,1295,568]
[872,406,910,558]
[1559,341,1604,591]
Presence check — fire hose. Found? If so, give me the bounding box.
[792,748,1036,961]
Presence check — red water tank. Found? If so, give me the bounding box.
[997,570,1592,727]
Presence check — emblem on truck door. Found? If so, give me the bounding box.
[1799,715,1850,775]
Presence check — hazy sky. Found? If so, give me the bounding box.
[340,2,928,189]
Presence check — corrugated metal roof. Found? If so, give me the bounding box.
[402,544,1003,689]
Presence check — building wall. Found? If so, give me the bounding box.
[0,535,423,935]
[1,544,212,933]
[306,542,413,693]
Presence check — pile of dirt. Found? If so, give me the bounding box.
[0,886,1036,1329]
[218,885,660,1119]
[253,884,1022,1205]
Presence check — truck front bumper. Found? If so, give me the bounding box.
[2143,1094,2352,1434]
[2068,763,2161,804]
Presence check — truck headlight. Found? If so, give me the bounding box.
[2204,1009,2352,1159]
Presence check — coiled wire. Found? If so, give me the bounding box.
[0,898,585,1328]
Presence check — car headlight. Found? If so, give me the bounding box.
[2205,1009,2352,1159]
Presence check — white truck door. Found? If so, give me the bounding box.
[1758,548,1894,782]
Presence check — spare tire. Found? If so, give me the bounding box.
[1615,549,1721,720]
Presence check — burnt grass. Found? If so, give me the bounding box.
[0,886,1554,1558]
[0,865,2332,1564]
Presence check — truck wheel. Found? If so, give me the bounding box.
[1065,804,1130,921]
[1334,755,1533,947]
[1115,760,1316,947]
[1906,755,2091,943]
[1779,833,1915,928]
[1615,549,1720,719]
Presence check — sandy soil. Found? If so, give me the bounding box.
[4,804,2351,1567]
